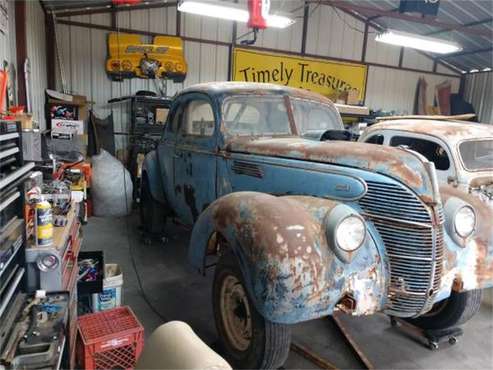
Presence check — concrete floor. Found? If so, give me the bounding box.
[82,215,493,370]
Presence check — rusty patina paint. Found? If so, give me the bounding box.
[180,81,333,106]
[365,119,493,146]
[438,185,493,294]
[189,191,387,323]
[226,137,431,199]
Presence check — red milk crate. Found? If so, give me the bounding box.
[77,306,144,370]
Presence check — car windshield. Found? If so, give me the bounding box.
[291,98,344,134]
[222,96,292,136]
[459,139,493,171]
[222,95,342,137]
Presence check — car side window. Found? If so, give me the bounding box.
[180,99,215,137]
[390,136,450,170]
[365,134,384,145]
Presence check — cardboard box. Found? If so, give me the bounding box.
[16,113,33,130]
[347,89,360,106]
[52,119,85,135]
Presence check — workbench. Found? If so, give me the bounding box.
[24,201,82,369]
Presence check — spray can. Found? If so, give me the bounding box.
[36,200,53,246]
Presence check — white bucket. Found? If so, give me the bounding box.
[91,264,123,312]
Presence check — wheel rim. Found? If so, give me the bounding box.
[219,274,252,352]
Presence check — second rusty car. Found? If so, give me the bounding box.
[141,82,492,369]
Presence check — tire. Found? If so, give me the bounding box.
[140,175,166,235]
[408,289,482,330]
[213,251,291,369]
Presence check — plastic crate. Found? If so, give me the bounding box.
[77,306,144,370]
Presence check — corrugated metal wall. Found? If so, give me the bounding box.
[0,1,16,109]
[0,1,47,128]
[366,67,461,115]
[464,72,493,124]
[0,2,11,64]
[26,0,48,129]
[54,3,463,148]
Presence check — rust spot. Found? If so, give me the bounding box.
[211,193,329,297]
[366,120,493,146]
[337,294,357,313]
[441,185,493,288]
[225,137,425,189]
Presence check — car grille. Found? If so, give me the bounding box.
[359,180,444,317]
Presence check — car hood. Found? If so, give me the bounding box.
[226,137,436,203]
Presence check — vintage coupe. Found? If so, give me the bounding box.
[359,119,493,204]
[141,83,492,369]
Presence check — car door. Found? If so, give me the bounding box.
[156,97,184,212]
[173,93,218,224]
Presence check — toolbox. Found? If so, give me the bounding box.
[0,121,35,192]
[0,291,69,369]
[25,202,82,293]
[0,120,30,324]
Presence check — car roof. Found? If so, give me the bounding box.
[367,119,493,145]
[179,82,332,105]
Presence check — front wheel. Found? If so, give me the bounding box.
[407,289,482,330]
[213,251,291,369]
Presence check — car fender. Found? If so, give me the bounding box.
[142,150,167,205]
[188,191,387,324]
[437,184,493,298]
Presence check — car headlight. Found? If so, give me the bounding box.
[454,205,476,238]
[325,204,367,263]
[336,215,366,252]
[444,197,476,246]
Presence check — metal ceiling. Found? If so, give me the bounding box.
[41,0,493,73]
[41,0,170,13]
[332,0,493,73]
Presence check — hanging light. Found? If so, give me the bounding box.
[177,0,295,29]
[375,29,462,54]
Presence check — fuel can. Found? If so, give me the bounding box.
[36,200,53,246]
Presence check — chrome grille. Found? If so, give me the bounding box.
[359,180,444,317]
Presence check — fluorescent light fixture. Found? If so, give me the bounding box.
[177,0,295,28]
[483,67,492,72]
[470,69,479,73]
[375,29,462,54]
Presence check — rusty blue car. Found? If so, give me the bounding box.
[141,82,492,369]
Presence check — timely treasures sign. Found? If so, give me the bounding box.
[232,48,367,101]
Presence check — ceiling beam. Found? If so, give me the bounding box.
[440,47,493,59]
[320,1,491,37]
[367,6,399,22]
[51,1,177,17]
[425,17,493,36]
[57,18,461,78]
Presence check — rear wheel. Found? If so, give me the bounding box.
[213,251,291,369]
[408,289,482,330]
[140,175,166,236]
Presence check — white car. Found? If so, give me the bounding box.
[359,119,493,204]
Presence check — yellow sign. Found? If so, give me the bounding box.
[232,48,367,101]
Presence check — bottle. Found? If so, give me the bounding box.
[36,200,53,246]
